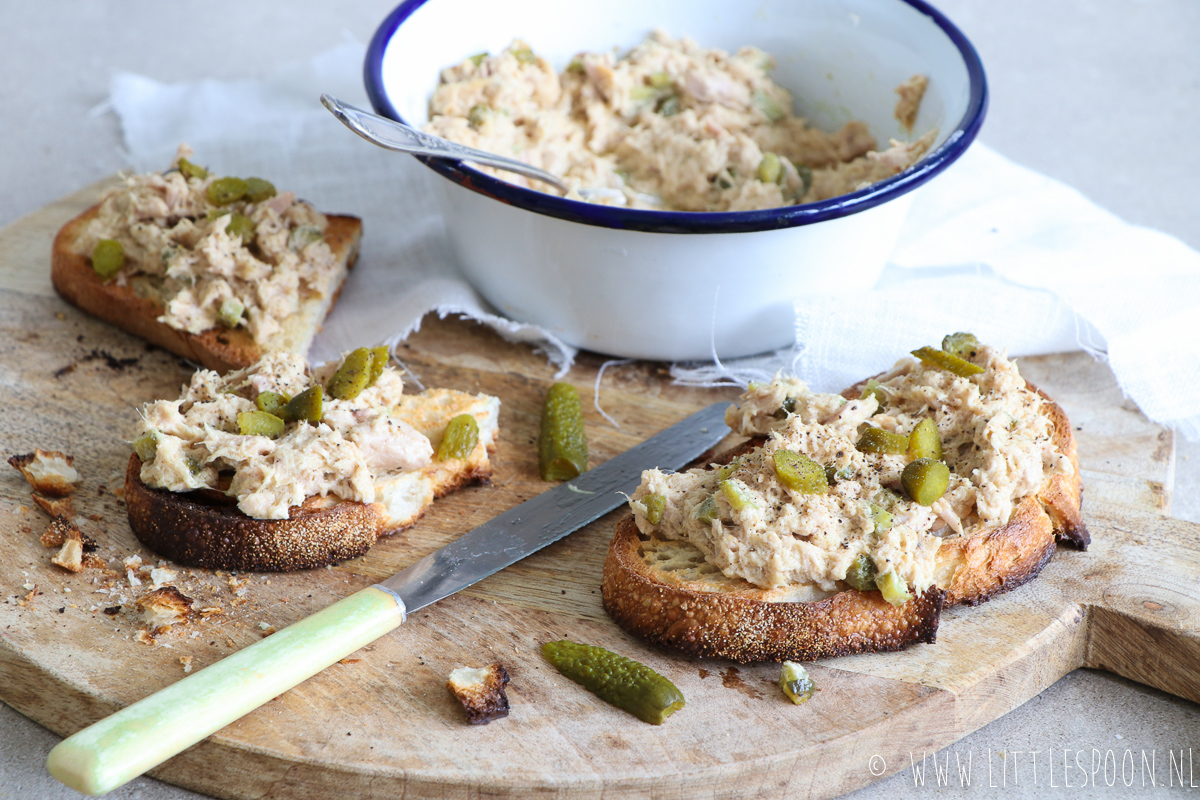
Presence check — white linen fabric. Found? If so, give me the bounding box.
[109,42,1200,439]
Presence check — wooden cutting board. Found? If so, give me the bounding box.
[1,185,1197,800]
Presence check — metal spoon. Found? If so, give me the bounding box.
[320,94,570,193]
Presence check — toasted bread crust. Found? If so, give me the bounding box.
[125,454,386,571]
[124,431,495,571]
[603,516,944,663]
[603,376,1087,662]
[51,204,362,372]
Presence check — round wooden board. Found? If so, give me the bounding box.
[1,187,1197,800]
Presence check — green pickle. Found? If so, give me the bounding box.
[244,177,276,203]
[773,450,828,494]
[132,432,159,463]
[511,47,535,65]
[641,493,666,525]
[367,346,390,385]
[538,382,588,481]
[844,553,878,592]
[284,385,323,424]
[911,346,984,377]
[326,348,374,400]
[779,661,816,704]
[468,52,488,67]
[207,176,249,206]
[856,427,909,455]
[859,378,887,408]
[541,640,684,724]
[693,493,719,523]
[218,297,244,328]
[876,569,913,606]
[255,391,290,417]
[91,239,125,279]
[237,410,285,439]
[715,455,745,481]
[868,503,894,533]
[753,90,785,122]
[907,418,943,461]
[941,331,981,358]
[177,158,207,180]
[719,479,756,511]
[902,458,950,506]
[436,414,479,461]
[757,152,783,184]
[657,94,681,116]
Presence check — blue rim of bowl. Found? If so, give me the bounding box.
[364,0,987,235]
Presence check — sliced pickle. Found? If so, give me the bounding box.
[719,479,756,511]
[237,410,284,439]
[91,239,125,280]
[901,458,950,506]
[177,158,207,180]
[860,378,888,408]
[856,427,909,455]
[218,297,244,328]
[911,346,984,377]
[244,177,276,203]
[283,385,323,424]
[326,348,373,400]
[207,176,249,206]
[907,418,943,461]
[255,391,289,418]
[132,431,159,463]
[541,640,684,725]
[876,569,913,606]
[779,661,816,704]
[844,553,878,592]
[641,493,666,525]
[693,493,719,523]
[436,414,479,461]
[773,450,828,494]
[757,152,783,184]
[941,332,981,358]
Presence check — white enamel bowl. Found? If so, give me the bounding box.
[365,0,987,360]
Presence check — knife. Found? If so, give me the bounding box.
[46,401,732,795]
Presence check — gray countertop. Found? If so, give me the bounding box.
[1,2,1197,798]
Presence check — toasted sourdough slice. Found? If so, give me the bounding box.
[51,203,362,372]
[125,388,499,572]
[602,366,1087,663]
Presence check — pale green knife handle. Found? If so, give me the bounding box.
[47,585,405,796]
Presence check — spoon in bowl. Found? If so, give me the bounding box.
[321,94,571,194]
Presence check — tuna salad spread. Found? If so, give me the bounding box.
[75,144,341,345]
[627,336,1074,599]
[425,31,935,211]
[133,350,434,520]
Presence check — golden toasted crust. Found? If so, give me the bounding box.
[446,663,511,725]
[602,377,1087,662]
[603,516,944,663]
[50,204,362,373]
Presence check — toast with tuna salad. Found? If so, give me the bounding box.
[51,145,361,372]
[602,334,1087,663]
[124,349,499,571]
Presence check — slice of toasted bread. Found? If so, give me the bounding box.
[603,515,945,663]
[51,204,362,372]
[602,365,1086,663]
[124,389,499,572]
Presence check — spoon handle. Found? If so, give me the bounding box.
[321,94,568,192]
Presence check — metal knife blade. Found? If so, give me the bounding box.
[381,400,731,613]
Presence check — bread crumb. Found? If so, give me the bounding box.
[51,539,85,573]
[32,492,74,519]
[446,663,511,725]
[180,655,194,674]
[8,450,79,496]
[135,586,194,634]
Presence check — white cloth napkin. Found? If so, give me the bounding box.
[109,42,1200,440]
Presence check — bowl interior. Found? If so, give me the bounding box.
[376,0,974,159]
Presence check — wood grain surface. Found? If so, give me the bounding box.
[1,184,1197,800]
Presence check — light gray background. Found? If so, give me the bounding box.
[1,2,1197,798]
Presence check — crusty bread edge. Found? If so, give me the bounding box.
[51,204,362,373]
[602,515,944,663]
